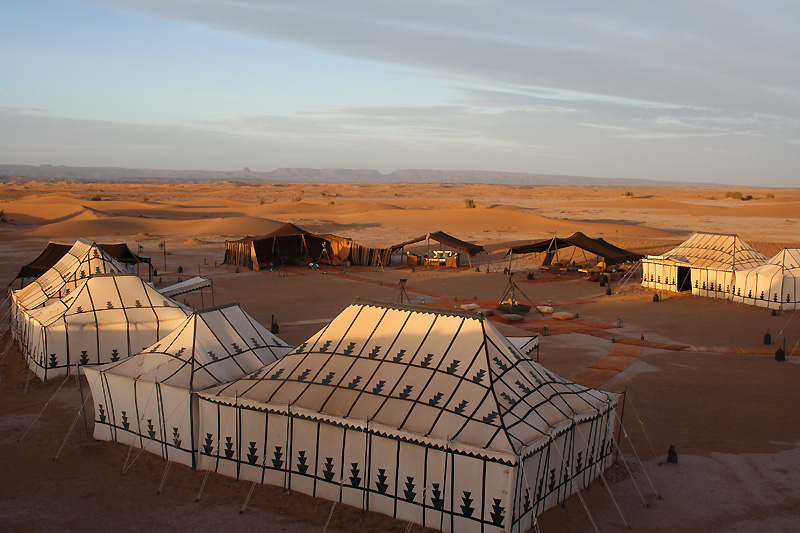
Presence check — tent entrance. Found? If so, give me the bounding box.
[677,266,692,292]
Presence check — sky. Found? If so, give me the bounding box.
[1,0,799,186]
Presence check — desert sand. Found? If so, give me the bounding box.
[1,180,799,532]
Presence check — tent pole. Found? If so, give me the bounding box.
[77,367,89,436]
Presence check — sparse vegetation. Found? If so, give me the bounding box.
[256,197,265,205]
[89,193,102,201]
[0,210,6,223]
[142,195,150,203]
[766,193,775,199]
[725,191,743,200]
[622,191,634,197]
[464,198,476,209]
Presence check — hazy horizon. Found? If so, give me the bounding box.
[2,1,799,187]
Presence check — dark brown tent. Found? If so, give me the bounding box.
[12,241,151,285]
[508,232,642,267]
[224,224,391,270]
[390,231,487,268]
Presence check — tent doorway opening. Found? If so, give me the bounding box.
[677,266,692,292]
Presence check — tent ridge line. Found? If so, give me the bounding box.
[352,297,483,320]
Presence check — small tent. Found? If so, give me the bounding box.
[17,273,190,381]
[84,302,293,468]
[642,232,768,298]
[731,248,800,309]
[197,299,618,532]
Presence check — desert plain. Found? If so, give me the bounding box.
[1,180,799,532]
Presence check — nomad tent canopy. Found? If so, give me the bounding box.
[197,299,619,532]
[17,273,190,381]
[85,302,293,469]
[508,232,642,268]
[223,223,391,269]
[642,232,768,298]
[731,248,800,310]
[391,231,487,268]
[12,240,150,285]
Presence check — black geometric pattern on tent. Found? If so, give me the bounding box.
[197,400,616,531]
[208,300,615,457]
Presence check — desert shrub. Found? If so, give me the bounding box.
[0,210,6,222]
[744,195,753,201]
[724,191,743,200]
[765,193,775,199]
[464,198,476,209]
[292,195,302,202]
[256,197,265,205]
[622,191,634,197]
[142,195,150,203]
[89,193,102,201]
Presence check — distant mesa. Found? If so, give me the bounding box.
[0,164,707,187]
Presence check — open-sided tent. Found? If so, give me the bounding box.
[508,232,642,268]
[731,248,800,309]
[642,232,768,298]
[391,231,486,268]
[11,240,151,286]
[197,299,619,532]
[84,302,293,468]
[17,273,190,381]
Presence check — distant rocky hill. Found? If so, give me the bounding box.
[0,164,701,186]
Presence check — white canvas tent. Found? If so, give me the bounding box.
[197,299,619,532]
[731,248,800,310]
[18,273,190,381]
[10,239,127,334]
[84,302,293,468]
[642,232,768,298]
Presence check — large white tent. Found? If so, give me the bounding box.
[85,302,293,468]
[642,232,768,298]
[731,248,800,310]
[18,273,190,381]
[197,299,619,532]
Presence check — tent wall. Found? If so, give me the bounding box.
[641,259,680,291]
[223,240,255,270]
[88,372,195,468]
[730,249,800,310]
[690,267,735,299]
[198,401,515,532]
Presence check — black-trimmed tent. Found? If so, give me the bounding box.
[84,302,293,468]
[17,273,190,381]
[508,232,642,269]
[197,299,619,532]
[223,224,391,269]
[12,240,151,286]
[642,232,768,297]
[391,231,487,268]
[730,248,800,309]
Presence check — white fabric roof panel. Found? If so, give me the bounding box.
[202,299,617,460]
[13,239,126,310]
[94,302,293,391]
[650,232,767,270]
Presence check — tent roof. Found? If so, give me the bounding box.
[390,231,485,256]
[27,272,190,328]
[201,298,616,460]
[12,241,149,282]
[227,223,311,244]
[12,239,127,310]
[648,232,768,270]
[93,302,293,391]
[738,248,800,276]
[508,232,643,265]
